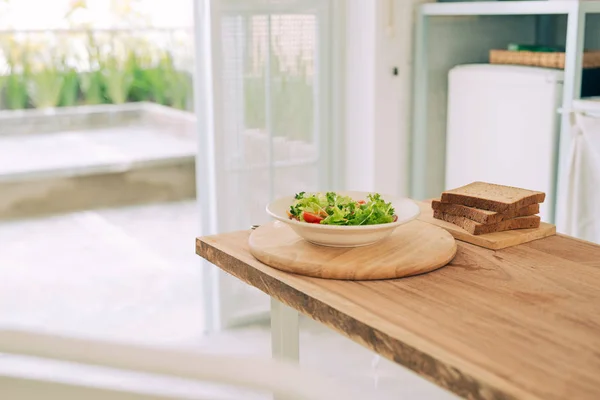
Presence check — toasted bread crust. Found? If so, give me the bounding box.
[432,200,539,224]
[433,211,541,235]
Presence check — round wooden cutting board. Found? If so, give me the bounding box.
[248,220,457,280]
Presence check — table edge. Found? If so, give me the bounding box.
[195,236,529,400]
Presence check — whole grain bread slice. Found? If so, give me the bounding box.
[441,182,545,213]
[431,199,539,224]
[433,210,541,235]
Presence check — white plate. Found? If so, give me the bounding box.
[266,191,421,247]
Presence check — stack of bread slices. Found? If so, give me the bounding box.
[432,182,545,235]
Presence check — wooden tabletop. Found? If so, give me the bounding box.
[196,231,600,400]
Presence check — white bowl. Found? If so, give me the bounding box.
[266,191,421,247]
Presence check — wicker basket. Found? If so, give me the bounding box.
[490,49,600,69]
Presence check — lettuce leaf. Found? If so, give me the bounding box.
[290,192,395,225]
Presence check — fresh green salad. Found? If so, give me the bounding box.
[288,192,397,226]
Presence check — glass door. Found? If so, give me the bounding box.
[194,0,339,331]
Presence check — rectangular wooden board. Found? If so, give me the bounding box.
[418,201,556,250]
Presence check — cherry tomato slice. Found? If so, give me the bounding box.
[303,211,323,224]
[357,200,366,205]
[393,215,398,222]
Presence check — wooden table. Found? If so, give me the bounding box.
[196,230,600,400]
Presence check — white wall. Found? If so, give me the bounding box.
[344,0,429,196]
[375,0,433,197]
[344,0,376,193]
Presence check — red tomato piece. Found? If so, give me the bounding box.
[357,200,366,205]
[393,215,398,222]
[303,211,323,224]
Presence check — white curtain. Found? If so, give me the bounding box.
[564,112,600,244]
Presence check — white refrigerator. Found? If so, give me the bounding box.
[445,64,564,223]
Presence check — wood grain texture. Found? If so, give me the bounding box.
[418,201,555,250]
[248,220,457,280]
[196,232,600,400]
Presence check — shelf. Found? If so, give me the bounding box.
[422,1,600,17]
[572,97,600,115]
